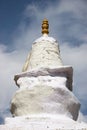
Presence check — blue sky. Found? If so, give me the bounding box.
[0,0,87,124]
[0,0,58,47]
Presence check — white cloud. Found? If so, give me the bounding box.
[0,44,22,109]
[60,43,87,99]
[61,43,87,71]
[78,112,87,123]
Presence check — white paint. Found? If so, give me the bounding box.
[0,114,87,130]
[17,76,67,90]
[22,35,63,71]
[35,34,56,43]
[15,67,73,91]
[11,75,80,121]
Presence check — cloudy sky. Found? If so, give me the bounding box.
[0,0,87,124]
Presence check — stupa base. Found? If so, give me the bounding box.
[0,114,87,130]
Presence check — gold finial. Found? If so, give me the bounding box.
[42,18,49,35]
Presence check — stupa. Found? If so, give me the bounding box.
[0,19,87,130]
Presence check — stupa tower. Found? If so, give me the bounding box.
[1,19,87,130]
[11,18,79,118]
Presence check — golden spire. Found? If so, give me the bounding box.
[42,18,49,35]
